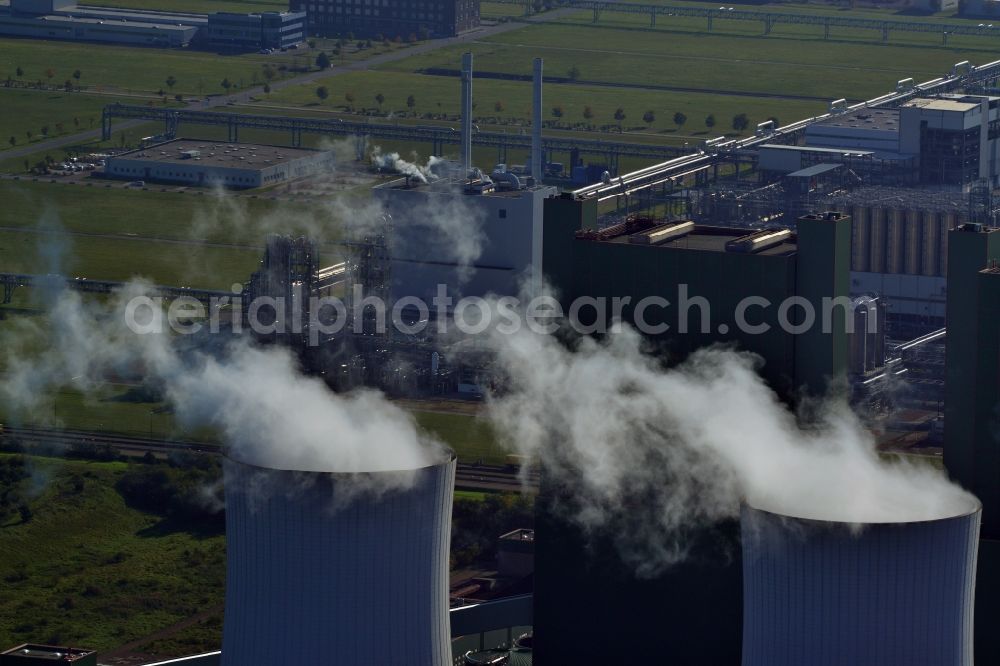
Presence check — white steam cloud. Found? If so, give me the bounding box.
[2,282,442,476]
[371,147,445,184]
[487,322,975,574]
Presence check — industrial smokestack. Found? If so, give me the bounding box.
[221,451,456,666]
[461,52,473,173]
[532,57,543,181]
[741,500,981,666]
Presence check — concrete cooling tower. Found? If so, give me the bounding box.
[220,451,456,666]
[741,501,981,666]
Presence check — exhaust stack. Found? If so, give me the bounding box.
[461,52,473,173]
[532,57,543,181]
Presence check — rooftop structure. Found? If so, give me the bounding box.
[104,139,334,189]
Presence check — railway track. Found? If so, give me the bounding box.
[0,425,536,492]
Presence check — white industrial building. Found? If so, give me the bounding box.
[374,171,557,302]
[104,140,334,189]
[805,94,1000,187]
[0,0,206,46]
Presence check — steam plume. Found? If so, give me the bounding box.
[487,321,974,574]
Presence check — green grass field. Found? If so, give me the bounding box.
[0,90,157,155]
[0,453,226,654]
[0,38,312,96]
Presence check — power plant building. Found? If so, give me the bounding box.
[104,140,334,189]
[805,95,1000,187]
[290,0,480,38]
[542,202,851,397]
[374,173,557,302]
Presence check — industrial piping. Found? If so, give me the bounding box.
[220,450,457,666]
[461,52,473,173]
[532,57,543,180]
[741,500,981,666]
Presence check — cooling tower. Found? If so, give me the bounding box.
[741,501,981,666]
[221,451,456,666]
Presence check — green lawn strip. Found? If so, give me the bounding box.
[0,453,225,652]
[410,410,508,465]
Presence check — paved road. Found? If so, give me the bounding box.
[2,10,578,164]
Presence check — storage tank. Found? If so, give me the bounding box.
[886,208,905,274]
[741,499,981,666]
[921,210,939,276]
[904,209,921,275]
[221,450,457,666]
[850,205,870,272]
[868,206,887,273]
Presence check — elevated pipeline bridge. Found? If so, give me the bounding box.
[572,58,1000,203]
[493,0,1000,43]
[100,104,688,172]
[0,273,232,306]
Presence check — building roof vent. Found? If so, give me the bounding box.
[726,228,793,253]
[629,221,695,245]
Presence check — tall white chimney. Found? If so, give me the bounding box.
[461,52,473,173]
[532,57,543,181]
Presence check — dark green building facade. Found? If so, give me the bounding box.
[533,198,852,664]
[944,225,1000,665]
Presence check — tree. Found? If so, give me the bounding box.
[614,107,626,130]
[375,92,385,110]
[406,94,416,110]
[262,64,277,81]
[343,90,354,109]
[157,89,165,97]
[63,80,72,92]
[316,52,331,70]
[221,77,232,91]
[705,114,716,129]
[567,65,580,81]
[25,130,32,142]
[551,105,564,119]
[72,69,81,81]
[8,136,14,148]
[316,86,330,102]
[732,113,749,132]
[263,83,271,95]
[643,110,656,126]
[365,39,373,48]
[166,75,177,90]
[15,66,23,78]
[673,111,687,129]
[40,125,49,137]
[44,68,54,80]
[582,105,593,122]
[308,38,317,49]
[18,504,31,524]
[494,100,504,113]
[174,93,183,102]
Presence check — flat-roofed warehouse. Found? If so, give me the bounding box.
[104,139,334,188]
